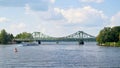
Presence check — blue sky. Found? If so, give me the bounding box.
[0,0,120,37]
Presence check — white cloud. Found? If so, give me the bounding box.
[109,12,120,27]
[9,23,27,35]
[23,6,108,36]
[0,17,9,23]
[11,23,26,29]
[54,6,107,26]
[50,0,55,3]
[0,0,53,11]
[54,8,86,23]
[25,6,63,21]
[80,0,104,3]
[24,4,31,14]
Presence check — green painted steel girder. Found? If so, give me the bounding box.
[32,31,95,41]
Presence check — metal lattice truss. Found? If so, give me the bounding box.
[32,32,55,40]
[65,31,95,39]
[32,31,95,41]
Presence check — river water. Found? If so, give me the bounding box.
[0,42,120,68]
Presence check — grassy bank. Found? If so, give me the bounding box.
[99,42,120,47]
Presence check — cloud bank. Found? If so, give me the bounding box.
[0,17,9,23]
[80,0,104,3]
[110,12,120,27]
[0,0,119,36]
[0,0,54,11]
[54,6,107,27]
[23,5,108,36]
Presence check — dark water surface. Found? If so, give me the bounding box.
[0,42,120,68]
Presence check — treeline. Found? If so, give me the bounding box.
[0,29,14,44]
[0,29,32,44]
[15,32,33,39]
[97,26,120,46]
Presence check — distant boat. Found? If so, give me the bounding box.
[21,42,39,46]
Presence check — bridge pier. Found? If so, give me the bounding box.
[78,40,84,45]
[38,41,41,44]
[56,41,59,44]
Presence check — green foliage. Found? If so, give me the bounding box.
[102,42,120,47]
[0,30,33,44]
[119,33,120,41]
[0,29,14,44]
[111,26,120,42]
[97,26,120,46]
[7,34,14,42]
[97,27,113,44]
[15,32,33,39]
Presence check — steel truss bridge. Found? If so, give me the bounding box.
[32,31,95,41]
[15,31,96,44]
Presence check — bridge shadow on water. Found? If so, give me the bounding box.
[38,41,84,45]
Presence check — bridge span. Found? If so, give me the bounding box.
[15,31,96,45]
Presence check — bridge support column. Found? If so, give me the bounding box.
[56,41,59,44]
[78,40,84,45]
[38,41,41,44]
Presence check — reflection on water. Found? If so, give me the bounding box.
[0,42,120,68]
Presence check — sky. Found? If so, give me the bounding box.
[0,0,120,37]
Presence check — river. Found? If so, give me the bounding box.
[0,42,120,68]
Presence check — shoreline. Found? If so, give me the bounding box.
[98,42,120,47]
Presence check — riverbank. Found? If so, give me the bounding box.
[98,42,120,47]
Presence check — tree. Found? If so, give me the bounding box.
[97,26,120,44]
[7,34,14,43]
[119,33,120,42]
[102,27,112,42]
[0,29,14,44]
[96,27,112,43]
[112,26,120,42]
[15,32,33,39]
[96,30,105,44]
[0,29,8,44]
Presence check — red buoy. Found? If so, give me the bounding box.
[14,48,18,52]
